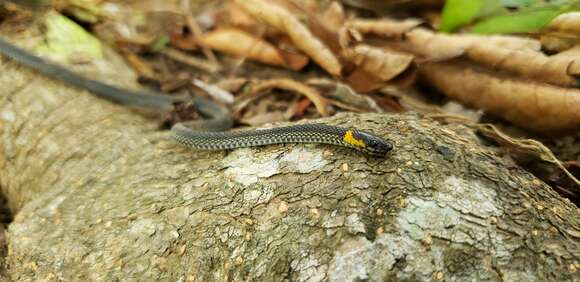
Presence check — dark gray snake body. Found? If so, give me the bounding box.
[0,36,393,156]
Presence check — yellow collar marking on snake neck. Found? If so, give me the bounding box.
[343,129,366,148]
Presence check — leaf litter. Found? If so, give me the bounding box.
[4,0,579,201]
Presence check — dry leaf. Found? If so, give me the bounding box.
[199,28,286,67]
[162,47,221,73]
[215,2,261,31]
[124,51,155,79]
[541,12,580,51]
[344,18,424,40]
[319,1,346,33]
[553,45,580,79]
[403,28,541,60]
[344,18,576,87]
[420,61,580,134]
[540,34,580,53]
[308,79,383,113]
[237,78,330,117]
[235,0,342,76]
[342,44,414,81]
[345,19,540,59]
[251,78,330,116]
[465,44,580,87]
[343,68,386,93]
[192,79,234,105]
[544,12,580,36]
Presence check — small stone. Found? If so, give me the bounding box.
[376,208,384,216]
[399,198,408,208]
[235,256,244,265]
[341,163,349,172]
[435,271,444,280]
[178,244,187,256]
[279,201,289,213]
[422,234,433,246]
[310,208,320,218]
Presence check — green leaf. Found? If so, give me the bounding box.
[500,0,535,7]
[150,35,170,53]
[471,7,565,34]
[440,0,504,32]
[36,11,103,62]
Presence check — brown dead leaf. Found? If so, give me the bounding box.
[235,0,342,76]
[199,28,287,67]
[124,51,155,79]
[545,12,580,36]
[215,2,261,32]
[342,44,414,81]
[541,34,580,53]
[345,18,577,87]
[343,18,425,42]
[307,79,383,112]
[215,78,249,93]
[319,1,346,33]
[162,47,221,73]
[420,61,580,134]
[541,12,580,51]
[465,44,580,87]
[552,45,580,80]
[343,68,386,93]
[403,28,541,60]
[294,98,313,117]
[237,78,330,117]
[180,0,217,64]
[345,19,540,59]
[192,79,235,105]
[340,0,443,11]
[251,78,330,116]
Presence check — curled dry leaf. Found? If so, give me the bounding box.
[420,61,580,134]
[319,1,346,33]
[124,52,155,79]
[162,47,221,73]
[192,79,235,105]
[345,18,576,87]
[402,28,541,60]
[240,78,330,117]
[545,12,580,36]
[553,46,580,79]
[235,0,342,76]
[342,44,414,81]
[199,28,286,67]
[343,18,424,42]
[345,19,540,59]
[307,79,383,112]
[466,44,580,87]
[541,12,580,52]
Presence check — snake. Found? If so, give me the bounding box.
[0,36,393,156]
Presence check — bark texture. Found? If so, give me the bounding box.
[0,29,579,282]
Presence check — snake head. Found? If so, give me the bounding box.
[359,130,393,157]
[343,129,393,157]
